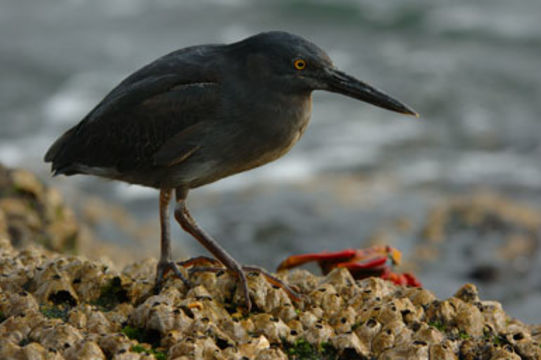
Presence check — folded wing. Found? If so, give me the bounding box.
[45,46,222,177]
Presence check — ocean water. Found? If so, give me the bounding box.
[1,0,541,321]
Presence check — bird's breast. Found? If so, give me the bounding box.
[228,94,312,171]
[272,99,311,156]
[179,94,312,188]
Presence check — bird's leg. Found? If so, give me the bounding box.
[174,188,253,310]
[173,188,301,311]
[155,188,190,287]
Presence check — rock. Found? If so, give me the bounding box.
[64,340,106,360]
[379,340,429,360]
[29,322,84,353]
[330,332,369,358]
[454,283,480,303]
[0,168,540,359]
[0,237,539,359]
[429,341,457,360]
[0,164,80,253]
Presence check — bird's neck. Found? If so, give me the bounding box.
[249,90,312,126]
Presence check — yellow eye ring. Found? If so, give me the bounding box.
[294,59,306,70]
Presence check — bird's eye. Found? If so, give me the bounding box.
[294,59,306,70]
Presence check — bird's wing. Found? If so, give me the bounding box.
[152,121,204,167]
[45,45,224,175]
[141,81,221,169]
[44,74,179,167]
[47,77,220,175]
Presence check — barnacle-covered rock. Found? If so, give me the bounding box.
[329,305,356,333]
[357,276,397,300]
[237,335,271,358]
[309,283,343,317]
[98,333,134,357]
[105,303,135,331]
[331,332,369,357]
[252,313,290,343]
[454,283,480,303]
[281,268,318,293]
[69,261,112,301]
[249,273,293,313]
[304,320,334,344]
[217,318,248,343]
[0,310,45,344]
[3,341,65,360]
[0,239,539,360]
[413,323,445,345]
[489,348,521,360]
[168,335,222,359]
[371,320,405,354]
[394,297,423,325]
[34,275,79,307]
[0,165,80,253]
[87,308,113,334]
[188,271,224,302]
[504,322,541,360]
[320,267,359,298]
[131,289,191,334]
[0,179,540,360]
[64,340,106,360]
[0,291,39,317]
[379,340,429,360]
[429,341,458,360]
[426,297,484,338]
[67,307,87,329]
[255,347,288,360]
[404,286,437,308]
[362,300,403,326]
[24,342,66,360]
[354,318,381,349]
[273,303,298,323]
[0,339,21,360]
[479,300,508,333]
[29,321,84,353]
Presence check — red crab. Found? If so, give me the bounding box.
[277,245,421,287]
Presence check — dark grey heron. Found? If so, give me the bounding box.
[45,31,417,311]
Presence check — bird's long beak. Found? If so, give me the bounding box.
[322,67,419,117]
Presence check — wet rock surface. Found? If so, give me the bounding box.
[1,237,540,360]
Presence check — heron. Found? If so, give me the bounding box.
[45,31,417,311]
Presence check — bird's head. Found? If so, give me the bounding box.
[228,31,417,117]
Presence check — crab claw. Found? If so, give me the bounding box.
[276,249,359,273]
[335,257,388,278]
[277,245,421,287]
[382,271,422,287]
[277,245,400,273]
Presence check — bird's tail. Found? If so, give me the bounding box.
[44,127,79,176]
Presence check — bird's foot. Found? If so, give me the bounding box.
[178,256,301,312]
[155,260,191,290]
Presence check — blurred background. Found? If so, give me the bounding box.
[1,0,541,321]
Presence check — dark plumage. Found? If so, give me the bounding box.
[45,31,417,310]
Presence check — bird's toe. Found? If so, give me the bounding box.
[155,261,191,288]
